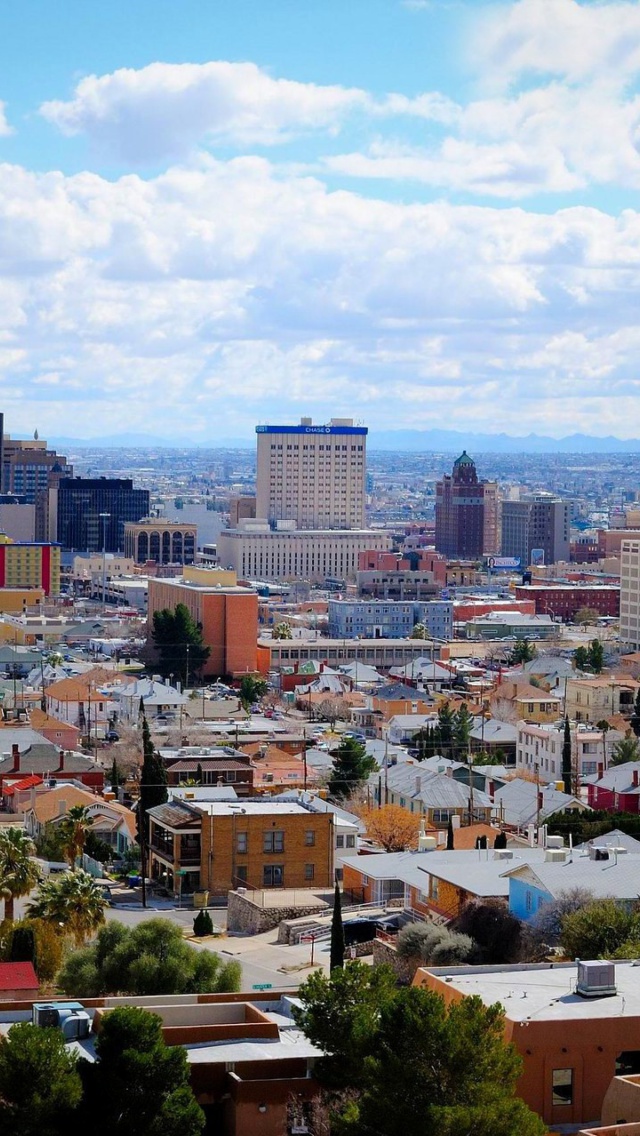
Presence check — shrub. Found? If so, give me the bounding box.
[193,909,214,937]
[396,921,474,964]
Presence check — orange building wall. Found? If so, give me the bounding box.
[415,969,640,1129]
[201,811,333,896]
[147,580,258,678]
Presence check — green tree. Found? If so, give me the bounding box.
[110,757,124,789]
[151,602,210,682]
[35,822,67,864]
[509,638,537,665]
[80,1006,205,1136]
[573,645,589,670]
[192,909,214,937]
[446,818,455,850]
[611,735,640,766]
[330,883,345,972]
[239,674,268,709]
[436,701,455,759]
[58,805,93,867]
[27,869,107,946]
[350,988,545,1136]
[631,688,640,738]
[57,918,240,997]
[452,899,523,964]
[395,923,474,965]
[0,1022,82,1136]
[453,703,473,758]
[293,962,398,1092]
[574,606,599,627]
[138,715,168,843]
[560,897,640,959]
[0,828,39,922]
[588,638,605,674]
[272,621,292,640]
[328,737,377,799]
[410,622,427,639]
[562,716,572,794]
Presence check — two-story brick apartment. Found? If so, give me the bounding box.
[148,795,334,897]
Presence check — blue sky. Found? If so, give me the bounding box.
[2,0,640,441]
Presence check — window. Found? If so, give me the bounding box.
[304,864,315,881]
[263,864,284,887]
[237,832,247,854]
[429,876,439,902]
[236,865,247,883]
[336,834,345,848]
[263,830,285,853]
[305,830,316,846]
[616,1051,640,1076]
[346,834,356,848]
[552,1069,573,1106]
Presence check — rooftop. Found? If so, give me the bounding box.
[418,960,640,1022]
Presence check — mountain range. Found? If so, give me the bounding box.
[48,428,640,454]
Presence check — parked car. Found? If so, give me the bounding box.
[105,730,120,743]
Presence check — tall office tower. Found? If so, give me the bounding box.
[55,478,150,553]
[1,431,73,542]
[501,493,570,567]
[255,418,367,529]
[435,451,499,558]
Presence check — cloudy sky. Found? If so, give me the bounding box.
[2,0,640,442]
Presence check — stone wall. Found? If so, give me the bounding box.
[372,938,419,984]
[227,890,328,936]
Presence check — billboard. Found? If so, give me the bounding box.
[487,556,521,571]
[530,549,545,567]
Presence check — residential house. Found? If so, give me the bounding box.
[469,718,518,761]
[372,763,494,827]
[159,745,255,795]
[43,676,118,735]
[506,848,640,921]
[250,745,321,793]
[494,777,588,830]
[588,762,640,813]
[0,962,39,1001]
[490,681,562,724]
[27,708,81,751]
[24,784,136,857]
[0,736,104,793]
[565,676,639,723]
[112,677,190,723]
[147,796,334,896]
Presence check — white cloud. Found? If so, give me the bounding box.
[477,0,640,87]
[0,156,640,438]
[0,102,13,137]
[39,61,373,161]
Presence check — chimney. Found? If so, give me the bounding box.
[57,798,66,816]
[634,769,639,788]
[30,784,37,811]
[597,762,604,780]
[57,750,65,773]
[415,775,421,794]
[11,743,20,773]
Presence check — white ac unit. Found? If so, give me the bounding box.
[576,960,617,998]
[545,849,568,862]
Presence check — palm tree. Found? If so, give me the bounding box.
[0,827,40,921]
[27,869,106,945]
[58,806,93,867]
[611,736,640,767]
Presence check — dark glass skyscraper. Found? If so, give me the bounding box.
[56,477,150,552]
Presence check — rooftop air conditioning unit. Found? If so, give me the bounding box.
[545,849,568,862]
[576,960,617,998]
[493,850,513,860]
[589,846,610,861]
[546,835,564,849]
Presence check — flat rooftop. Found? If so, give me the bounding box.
[188,800,313,817]
[422,960,640,1022]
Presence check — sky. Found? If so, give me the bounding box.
[2,0,640,443]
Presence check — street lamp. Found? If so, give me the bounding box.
[99,512,110,607]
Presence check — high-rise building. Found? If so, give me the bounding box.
[255,418,367,529]
[1,430,72,542]
[54,478,150,553]
[435,451,499,558]
[0,534,60,595]
[621,538,640,649]
[501,494,570,567]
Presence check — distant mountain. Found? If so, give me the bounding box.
[367,429,640,454]
[48,428,640,454]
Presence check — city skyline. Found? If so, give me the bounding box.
[1,0,640,441]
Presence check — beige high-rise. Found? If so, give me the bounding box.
[255,418,367,529]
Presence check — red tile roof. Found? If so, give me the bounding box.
[0,961,38,990]
[3,774,43,796]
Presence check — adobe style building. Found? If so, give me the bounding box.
[147,797,333,896]
[435,451,499,559]
[147,573,258,678]
[415,960,640,1130]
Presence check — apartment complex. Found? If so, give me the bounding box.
[124,519,197,565]
[501,493,570,567]
[435,451,499,558]
[147,797,333,896]
[147,574,258,677]
[54,477,150,553]
[217,525,391,583]
[516,720,620,780]
[515,583,620,621]
[328,598,453,640]
[255,418,367,529]
[621,538,640,648]
[0,535,60,595]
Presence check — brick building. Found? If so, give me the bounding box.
[147,575,258,678]
[514,583,620,621]
[435,451,499,559]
